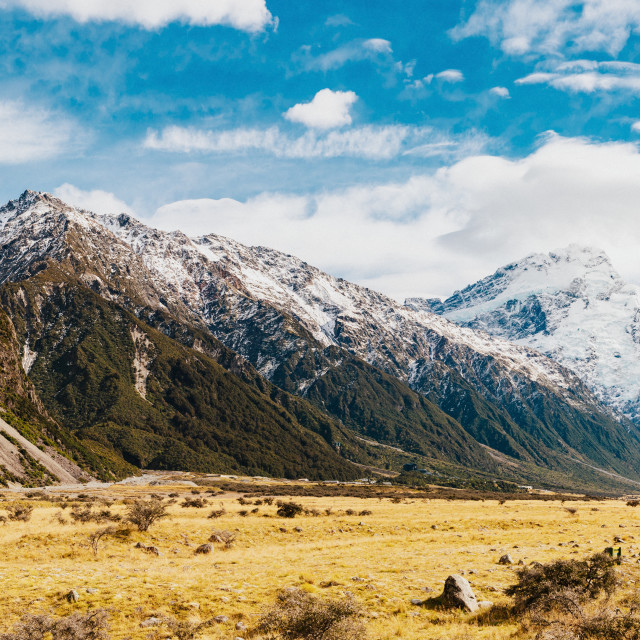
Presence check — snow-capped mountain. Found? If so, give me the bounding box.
[3,191,640,490]
[407,245,640,423]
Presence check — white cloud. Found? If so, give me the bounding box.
[363,38,392,53]
[53,183,134,215]
[516,60,640,94]
[436,69,464,82]
[632,121,640,132]
[0,100,79,164]
[490,86,510,98]
[143,124,481,161]
[325,14,354,28]
[283,89,357,130]
[298,38,409,77]
[143,135,640,301]
[0,0,273,32]
[451,0,640,57]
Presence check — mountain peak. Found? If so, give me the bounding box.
[420,244,640,422]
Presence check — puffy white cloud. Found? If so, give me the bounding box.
[631,121,640,132]
[451,0,640,57]
[0,0,273,32]
[436,69,464,82]
[54,183,134,215]
[143,135,640,301]
[490,86,510,98]
[0,100,79,164]
[283,89,357,130]
[143,123,480,160]
[516,60,640,94]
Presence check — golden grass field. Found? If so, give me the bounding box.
[1,479,639,639]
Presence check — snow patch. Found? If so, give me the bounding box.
[22,342,37,374]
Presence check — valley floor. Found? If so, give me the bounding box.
[1,477,639,639]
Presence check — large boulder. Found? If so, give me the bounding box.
[440,574,478,612]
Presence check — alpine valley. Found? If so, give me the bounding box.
[1,191,639,493]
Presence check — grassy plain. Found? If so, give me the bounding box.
[1,478,639,639]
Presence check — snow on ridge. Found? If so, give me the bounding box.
[1,191,597,408]
[427,244,640,421]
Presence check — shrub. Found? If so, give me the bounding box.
[125,498,168,532]
[209,530,236,549]
[0,609,109,640]
[70,505,119,524]
[277,501,304,518]
[180,497,208,508]
[88,526,116,556]
[208,508,225,519]
[528,594,640,639]
[627,500,640,508]
[6,504,33,522]
[257,588,366,640]
[505,553,618,613]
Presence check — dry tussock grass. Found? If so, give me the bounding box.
[0,483,638,639]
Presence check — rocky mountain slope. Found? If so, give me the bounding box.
[408,245,640,424]
[97,200,640,490]
[1,191,640,491]
[0,191,500,483]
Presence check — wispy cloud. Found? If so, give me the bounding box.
[295,37,415,81]
[297,38,394,72]
[0,0,274,32]
[283,89,358,130]
[144,125,420,160]
[516,60,640,94]
[325,14,354,28]
[143,124,487,162]
[0,99,81,163]
[451,0,640,57]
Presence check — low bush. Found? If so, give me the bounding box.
[277,501,305,518]
[5,503,33,522]
[209,529,236,549]
[257,588,366,640]
[505,553,618,613]
[180,497,208,508]
[70,505,120,524]
[0,609,109,640]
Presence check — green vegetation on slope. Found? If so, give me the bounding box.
[0,271,364,480]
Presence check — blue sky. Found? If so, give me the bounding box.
[4,0,640,299]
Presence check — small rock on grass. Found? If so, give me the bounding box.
[440,575,478,613]
[140,618,163,628]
